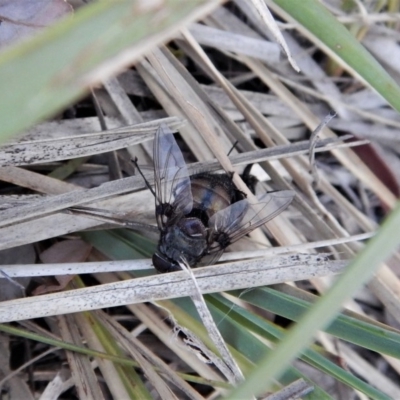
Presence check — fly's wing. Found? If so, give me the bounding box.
[153,124,193,228]
[197,249,225,268]
[207,190,295,252]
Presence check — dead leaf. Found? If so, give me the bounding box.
[34,239,92,294]
[39,238,92,264]
[0,244,35,300]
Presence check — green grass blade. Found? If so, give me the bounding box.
[0,0,220,141]
[169,297,332,399]
[83,311,152,400]
[228,201,400,398]
[81,229,156,261]
[273,0,400,114]
[229,286,400,358]
[207,294,390,400]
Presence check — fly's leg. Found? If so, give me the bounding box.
[226,165,258,203]
[241,164,257,194]
[131,157,157,199]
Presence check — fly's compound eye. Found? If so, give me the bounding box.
[152,252,180,273]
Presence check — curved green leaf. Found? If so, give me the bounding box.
[229,286,400,359]
[208,294,390,400]
[0,0,220,141]
[229,200,400,398]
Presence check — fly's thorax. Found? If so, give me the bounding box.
[158,218,208,267]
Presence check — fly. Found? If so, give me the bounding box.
[147,123,295,273]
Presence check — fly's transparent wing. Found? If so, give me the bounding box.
[153,124,193,228]
[207,190,295,251]
[197,249,224,267]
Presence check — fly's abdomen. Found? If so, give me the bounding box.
[190,175,233,218]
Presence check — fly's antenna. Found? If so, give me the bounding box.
[131,157,157,198]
